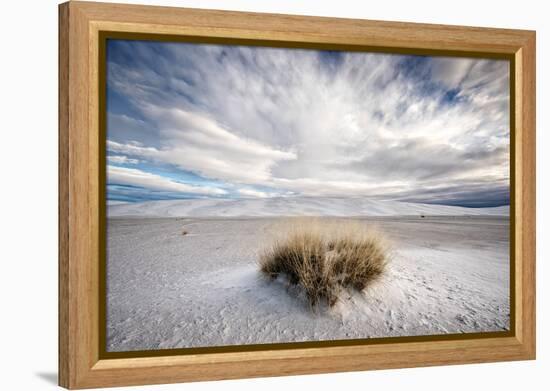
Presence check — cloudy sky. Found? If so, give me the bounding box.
[106,39,510,207]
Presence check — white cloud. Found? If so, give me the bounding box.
[107,140,159,157]
[106,41,509,203]
[237,188,271,198]
[107,165,227,196]
[107,108,296,184]
[148,107,297,183]
[107,155,140,164]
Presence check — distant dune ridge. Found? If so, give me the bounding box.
[108,196,510,218]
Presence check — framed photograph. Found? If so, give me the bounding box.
[59,1,536,389]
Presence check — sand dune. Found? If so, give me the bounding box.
[106,216,510,351]
[106,197,510,351]
[108,197,509,218]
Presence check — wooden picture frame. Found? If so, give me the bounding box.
[59,1,536,389]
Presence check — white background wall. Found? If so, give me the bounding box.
[0,0,546,389]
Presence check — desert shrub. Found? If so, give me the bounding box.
[259,219,389,308]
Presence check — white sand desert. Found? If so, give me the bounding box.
[106,197,509,352]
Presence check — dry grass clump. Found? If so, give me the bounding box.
[259,219,390,308]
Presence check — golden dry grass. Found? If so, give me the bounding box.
[259,218,390,308]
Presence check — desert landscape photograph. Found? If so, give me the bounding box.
[105,39,510,352]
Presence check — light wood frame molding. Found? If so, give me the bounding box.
[59,1,536,389]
